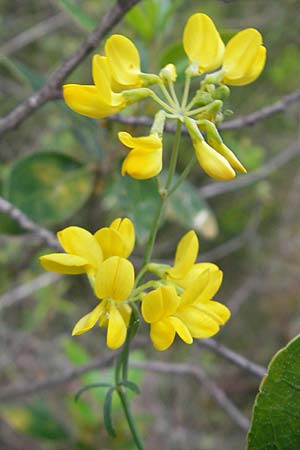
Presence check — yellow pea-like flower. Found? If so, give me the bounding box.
[183,13,224,73]
[222,28,266,86]
[63,55,126,119]
[105,34,143,91]
[176,269,230,339]
[119,131,163,180]
[40,226,103,277]
[142,286,193,351]
[40,218,136,278]
[194,139,236,181]
[166,230,219,289]
[72,256,134,349]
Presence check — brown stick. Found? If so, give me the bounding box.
[0,0,141,137]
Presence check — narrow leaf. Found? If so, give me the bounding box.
[103,387,116,438]
[75,383,113,402]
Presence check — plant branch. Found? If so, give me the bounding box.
[0,196,60,249]
[132,360,250,431]
[0,0,141,137]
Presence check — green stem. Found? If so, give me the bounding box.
[181,74,191,109]
[167,79,180,108]
[158,80,177,109]
[149,91,176,114]
[118,387,146,450]
[167,154,197,197]
[141,120,182,266]
[165,120,182,189]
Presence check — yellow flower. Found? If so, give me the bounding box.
[105,34,143,91]
[222,28,266,86]
[94,218,135,260]
[40,226,103,277]
[185,117,236,181]
[119,131,163,179]
[63,55,126,119]
[167,230,219,289]
[176,269,230,338]
[142,285,193,351]
[194,139,236,181]
[72,256,134,349]
[39,218,135,277]
[183,13,224,73]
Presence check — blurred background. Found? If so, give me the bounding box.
[0,0,300,449]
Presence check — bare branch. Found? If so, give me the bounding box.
[0,13,69,56]
[0,338,146,402]
[198,339,266,378]
[132,360,250,431]
[110,90,300,133]
[0,273,60,311]
[219,90,300,130]
[0,196,60,249]
[199,141,300,199]
[0,0,141,136]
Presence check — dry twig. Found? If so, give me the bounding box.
[0,0,141,136]
[132,360,250,431]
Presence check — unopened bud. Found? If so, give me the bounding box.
[159,64,177,83]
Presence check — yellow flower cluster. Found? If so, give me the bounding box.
[40,220,230,351]
[63,12,266,183]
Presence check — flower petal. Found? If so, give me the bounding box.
[121,147,162,179]
[178,262,219,289]
[205,301,231,324]
[63,84,122,119]
[106,304,127,349]
[194,139,236,181]
[95,256,134,302]
[180,269,210,306]
[169,316,193,344]
[223,28,264,85]
[224,45,266,86]
[110,218,135,258]
[183,13,224,72]
[39,253,89,274]
[118,132,162,151]
[57,226,103,270]
[105,34,142,88]
[210,141,247,173]
[142,288,164,323]
[150,320,176,351]
[94,228,127,260]
[72,303,104,335]
[177,305,220,338]
[196,269,223,302]
[168,230,199,280]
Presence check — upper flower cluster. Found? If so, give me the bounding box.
[40,219,230,351]
[63,12,266,182]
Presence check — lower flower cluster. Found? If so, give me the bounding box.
[40,218,230,351]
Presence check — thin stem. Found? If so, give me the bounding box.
[158,80,177,109]
[141,120,182,266]
[167,79,180,108]
[185,104,211,116]
[118,388,146,450]
[165,120,182,189]
[167,154,197,197]
[149,91,176,114]
[181,74,191,109]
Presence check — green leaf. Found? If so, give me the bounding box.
[5,151,94,225]
[103,387,116,438]
[75,383,113,402]
[166,176,218,240]
[247,335,300,450]
[121,380,140,395]
[102,171,160,244]
[57,0,97,31]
